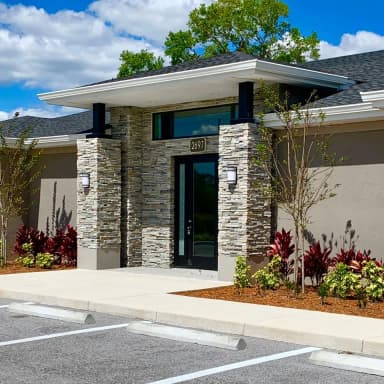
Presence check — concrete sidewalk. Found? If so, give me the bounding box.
[0,268,383,357]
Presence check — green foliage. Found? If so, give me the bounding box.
[318,282,329,305]
[16,255,35,268]
[233,256,252,288]
[35,253,54,269]
[164,0,319,65]
[117,49,164,78]
[324,263,360,298]
[361,261,384,301]
[0,122,40,265]
[253,257,282,290]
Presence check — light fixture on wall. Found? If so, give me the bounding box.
[79,172,90,189]
[226,166,237,186]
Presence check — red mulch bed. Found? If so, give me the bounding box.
[0,261,75,275]
[174,285,384,320]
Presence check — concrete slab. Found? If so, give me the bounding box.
[1,268,384,357]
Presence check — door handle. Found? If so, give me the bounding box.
[186,219,192,236]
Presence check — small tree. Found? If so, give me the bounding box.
[0,123,40,265]
[255,85,341,293]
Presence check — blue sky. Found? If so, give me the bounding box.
[1,0,384,120]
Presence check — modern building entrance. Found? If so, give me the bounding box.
[174,154,218,270]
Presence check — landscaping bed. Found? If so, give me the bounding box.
[0,261,74,275]
[174,285,384,320]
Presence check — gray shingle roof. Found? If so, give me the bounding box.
[301,50,384,107]
[0,111,92,138]
[86,51,256,86]
[4,50,384,139]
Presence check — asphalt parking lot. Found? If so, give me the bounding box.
[0,298,383,384]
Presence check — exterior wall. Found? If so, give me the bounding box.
[77,138,121,269]
[277,126,384,261]
[6,147,77,260]
[218,123,271,280]
[109,94,270,277]
[29,148,77,234]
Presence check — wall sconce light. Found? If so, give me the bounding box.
[79,172,90,189]
[226,166,237,185]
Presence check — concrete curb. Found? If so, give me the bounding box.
[1,289,384,357]
[309,350,384,376]
[127,321,247,350]
[8,302,95,324]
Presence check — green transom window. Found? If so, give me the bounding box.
[153,104,238,140]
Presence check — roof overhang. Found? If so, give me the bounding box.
[360,90,384,109]
[5,134,85,148]
[38,59,354,110]
[263,102,384,128]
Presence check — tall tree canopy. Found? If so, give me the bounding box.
[117,0,319,76]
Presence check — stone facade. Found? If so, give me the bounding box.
[78,93,273,278]
[218,123,271,280]
[77,138,121,269]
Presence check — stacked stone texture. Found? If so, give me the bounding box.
[106,93,271,271]
[77,139,121,251]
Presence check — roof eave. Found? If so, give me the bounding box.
[38,59,354,109]
[263,102,384,128]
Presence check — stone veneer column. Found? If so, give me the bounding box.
[218,123,271,281]
[110,107,143,267]
[77,138,121,269]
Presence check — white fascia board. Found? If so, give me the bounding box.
[360,90,384,108]
[38,59,353,106]
[255,60,354,89]
[263,102,384,128]
[5,134,85,148]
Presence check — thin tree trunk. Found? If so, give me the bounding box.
[0,215,7,266]
[301,230,305,294]
[294,225,299,286]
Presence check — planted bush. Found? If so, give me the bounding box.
[14,225,77,267]
[233,256,252,288]
[324,263,360,298]
[361,261,384,301]
[253,257,282,291]
[268,229,295,280]
[304,241,332,286]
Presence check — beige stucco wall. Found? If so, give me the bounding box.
[6,146,77,259]
[31,147,77,235]
[277,124,384,262]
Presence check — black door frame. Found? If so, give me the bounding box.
[174,154,218,270]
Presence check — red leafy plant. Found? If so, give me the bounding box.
[304,241,332,286]
[332,248,375,273]
[14,225,77,266]
[268,229,295,279]
[14,226,48,259]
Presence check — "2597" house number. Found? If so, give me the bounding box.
[190,138,206,152]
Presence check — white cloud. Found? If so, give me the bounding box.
[0,3,163,90]
[320,31,384,59]
[0,106,84,121]
[89,0,211,45]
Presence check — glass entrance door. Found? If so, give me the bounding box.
[175,155,218,270]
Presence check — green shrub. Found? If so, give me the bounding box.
[233,256,252,288]
[361,261,384,301]
[36,253,54,269]
[253,257,282,290]
[324,263,359,298]
[16,255,35,268]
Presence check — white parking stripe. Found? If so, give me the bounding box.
[0,323,130,347]
[147,346,321,384]
[0,302,34,309]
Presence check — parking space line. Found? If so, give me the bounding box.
[0,302,34,309]
[146,346,321,384]
[0,323,130,347]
